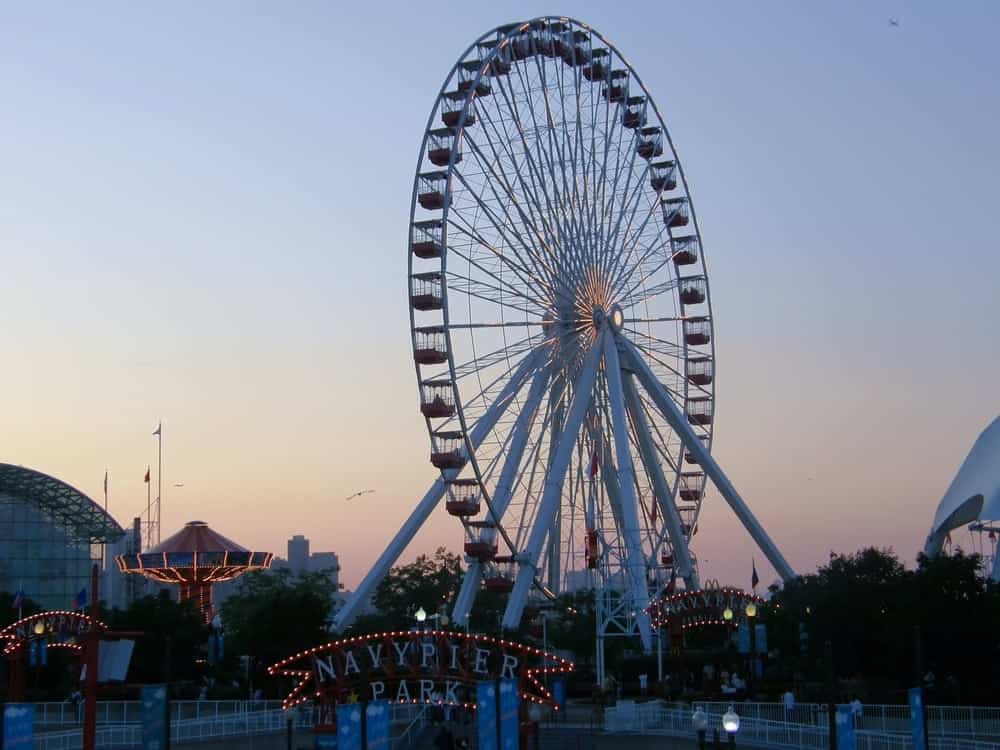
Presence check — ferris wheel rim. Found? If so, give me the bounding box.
[407,16,717,586]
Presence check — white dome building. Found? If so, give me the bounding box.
[924,416,1000,581]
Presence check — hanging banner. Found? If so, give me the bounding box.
[909,688,927,750]
[736,624,750,654]
[754,623,768,653]
[365,701,390,750]
[836,705,856,750]
[477,681,498,750]
[140,685,168,750]
[552,679,566,710]
[336,703,362,750]
[498,678,520,750]
[2,703,34,750]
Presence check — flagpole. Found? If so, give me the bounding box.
[156,422,162,546]
[146,467,151,550]
[102,469,108,573]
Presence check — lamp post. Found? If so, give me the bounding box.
[746,602,757,698]
[693,706,708,750]
[722,705,740,750]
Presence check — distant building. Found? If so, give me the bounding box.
[288,534,310,575]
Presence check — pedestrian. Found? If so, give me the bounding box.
[850,695,863,726]
[783,688,795,722]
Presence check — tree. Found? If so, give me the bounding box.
[106,590,206,685]
[220,569,332,693]
[358,547,462,631]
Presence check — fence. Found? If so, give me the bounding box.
[34,707,316,750]
[605,703,1000,750]
[662,702,1000,740]
[32,699,285,727]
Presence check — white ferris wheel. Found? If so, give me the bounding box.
[334,17,794,650]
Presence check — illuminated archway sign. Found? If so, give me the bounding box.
[645,586,766,630]
[0,611,105,656]
[268,630,573,712]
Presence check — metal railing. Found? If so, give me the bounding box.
[662,702,1000,740]
[34,707,317,750]
[604,703,1000,750]
[32,699,285,727]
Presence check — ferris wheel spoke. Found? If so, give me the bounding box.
[616,258,677,310]
[513,57,586,283]
[444,218,551,308]
[483,72,582,286]
[502,331,604,628]
[448,171,556,300]
[607,195,666,298]
[451,335,544,381]
[459,131,563,286]
[466,93,570,281]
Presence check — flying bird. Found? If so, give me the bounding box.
[345,489,375,501]
[889,18,900,27]
[173,483,185,487]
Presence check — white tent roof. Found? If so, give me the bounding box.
[925,415,1000,554]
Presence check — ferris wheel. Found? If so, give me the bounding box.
[334,17,794,646]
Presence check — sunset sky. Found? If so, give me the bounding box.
[2,1,998,591]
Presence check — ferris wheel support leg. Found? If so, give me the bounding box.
[622,372,699,589]
[331,475,450,631]
[546,383,567,594]
[502,334,604,629]
[619,338,797,582]
[603,333,653,652]
[334,349,545,632]
[451,363,552,626]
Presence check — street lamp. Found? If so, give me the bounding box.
[692,706,708,750]
[722,607,733,622]
[415,607,427,623]
[722,705,740,750]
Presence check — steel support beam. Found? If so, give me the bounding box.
[622,371,698,588]
[620,338,796,582]
[602,332,653,651]
[333,348,544,631]
[451,362,552,624]
[502,333,605,629]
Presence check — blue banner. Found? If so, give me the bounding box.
[477,681,498,750]
[336,703,362,750]
[2,703,34,750]
[754,623,768,653]
[909,688,927,750]
[141,685,168,750]
[552,678,566,709]
[736,623,750,654]
[365,701,390,750]
[836,705,856,750]
[498,678,520,750]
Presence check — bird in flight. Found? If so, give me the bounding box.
[173,482,185,487]
[889,18,900,27]
[345,489,375,501]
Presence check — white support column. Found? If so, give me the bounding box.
[451,363,552,624]
[502,333,605,629]
[602,332,653,652]
[622,372,699,589]
[620,338,796,582]
[333,348,544,631]
[546,380,566,594]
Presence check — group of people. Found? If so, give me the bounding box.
[701,663,747,697]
